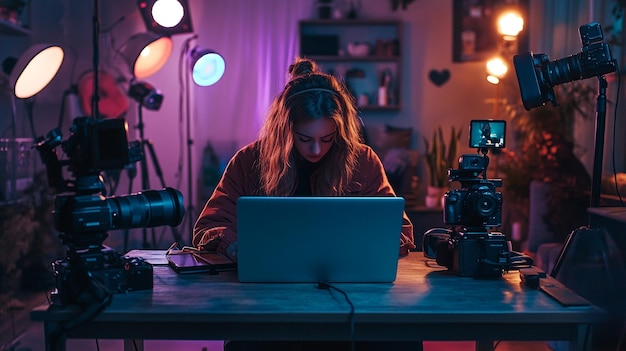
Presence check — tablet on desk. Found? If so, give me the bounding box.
[166,251,236,274]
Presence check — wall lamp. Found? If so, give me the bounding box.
[121,32,173,79]
[8,44,64,99]
[497,10,524,41]
[189,47,225,86]
[138,0,193,36]
[486,57,508,85]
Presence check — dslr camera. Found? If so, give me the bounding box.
[424,120,513,278]
[36,116,185,306]
[514,21,617,110]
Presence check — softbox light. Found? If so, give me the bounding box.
[138,0,193,36]
[121,32,173,79]
[9,44,64,99]
[189,47,225,86]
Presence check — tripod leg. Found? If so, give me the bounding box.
[143,140,185,245]
[144,140,167,188]
[139,141,155,248]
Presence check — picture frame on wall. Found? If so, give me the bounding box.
[452,0,529,63]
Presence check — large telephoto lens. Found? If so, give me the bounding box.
[108,187,185,229]
[544,53,584,87]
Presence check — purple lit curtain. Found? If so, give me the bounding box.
[190,0,313,162]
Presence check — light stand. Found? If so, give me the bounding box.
[513,22,626,350]
[185,89,194,244]
[129,101,184,248]
[183,44,226,243]
[551,75,607,277]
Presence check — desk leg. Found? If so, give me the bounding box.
[476,340,492,351]
[124,339,144,351]
[44,322,65,351]
[567,324,591,351]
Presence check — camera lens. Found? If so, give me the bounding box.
[544,53,584,87]
[108,187,185,229]
[465,190,499,218]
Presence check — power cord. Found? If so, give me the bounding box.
[317,282,355,351]
[480,250,534,273]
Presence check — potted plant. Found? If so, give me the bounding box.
[498,79,595,248]
[423,125,461,207]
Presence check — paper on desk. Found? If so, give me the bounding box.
[125,249,169,265]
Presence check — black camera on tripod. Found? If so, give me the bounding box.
[444,154,502,228]
[36,116,185,306]
[514,21,617,110]
[424,120,530,277]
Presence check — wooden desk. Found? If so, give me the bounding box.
[31,254,604,351]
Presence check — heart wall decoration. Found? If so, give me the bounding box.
[428,69,451,87]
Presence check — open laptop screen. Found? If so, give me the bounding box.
[236,196,405,283]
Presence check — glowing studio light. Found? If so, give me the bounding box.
[122,32,173,79]
[152,0,184,28]
[11,44,64,99]
[190,48,225,86]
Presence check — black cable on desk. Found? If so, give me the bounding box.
[317,281,355,351]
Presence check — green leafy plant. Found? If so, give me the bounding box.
[423,125,461,188]
[499,81,596,199]
[497,79,596,242]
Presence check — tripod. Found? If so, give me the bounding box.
[551,75,608,277]
[124,103,184,249]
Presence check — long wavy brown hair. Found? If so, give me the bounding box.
[257,57,363,196]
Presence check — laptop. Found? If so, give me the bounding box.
[236,196,405,283]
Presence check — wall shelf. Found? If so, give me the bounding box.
[0,19,29,36]
[299,19,403,112]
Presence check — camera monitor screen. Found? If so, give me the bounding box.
[469,119,506,148]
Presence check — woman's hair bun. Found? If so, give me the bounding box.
[288,58,319,79]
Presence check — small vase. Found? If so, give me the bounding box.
[425,186,446,208]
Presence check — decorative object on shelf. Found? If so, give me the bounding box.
[378,69,391,106]
[391,0,416,11]
[299,19,403,110]
[346,0,362,19]
[347,42,370,56]
[375,39,399,57]
[425,184,446,208]
[316,0,333,19]
[423,125,461,207]
[0,0,26,25]
[428,69,450,87]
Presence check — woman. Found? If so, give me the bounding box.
[193,57,415,261]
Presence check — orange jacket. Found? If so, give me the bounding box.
[193,141,415,259]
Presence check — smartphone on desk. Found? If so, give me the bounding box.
[167,251,236,274]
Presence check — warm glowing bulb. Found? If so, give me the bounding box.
[152,0,184,28]
[498,10,524,39]
[487,75,500,85]
[486,57,508,78]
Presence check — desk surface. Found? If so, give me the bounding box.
[588,206,626,223]
[32,253,605,348]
